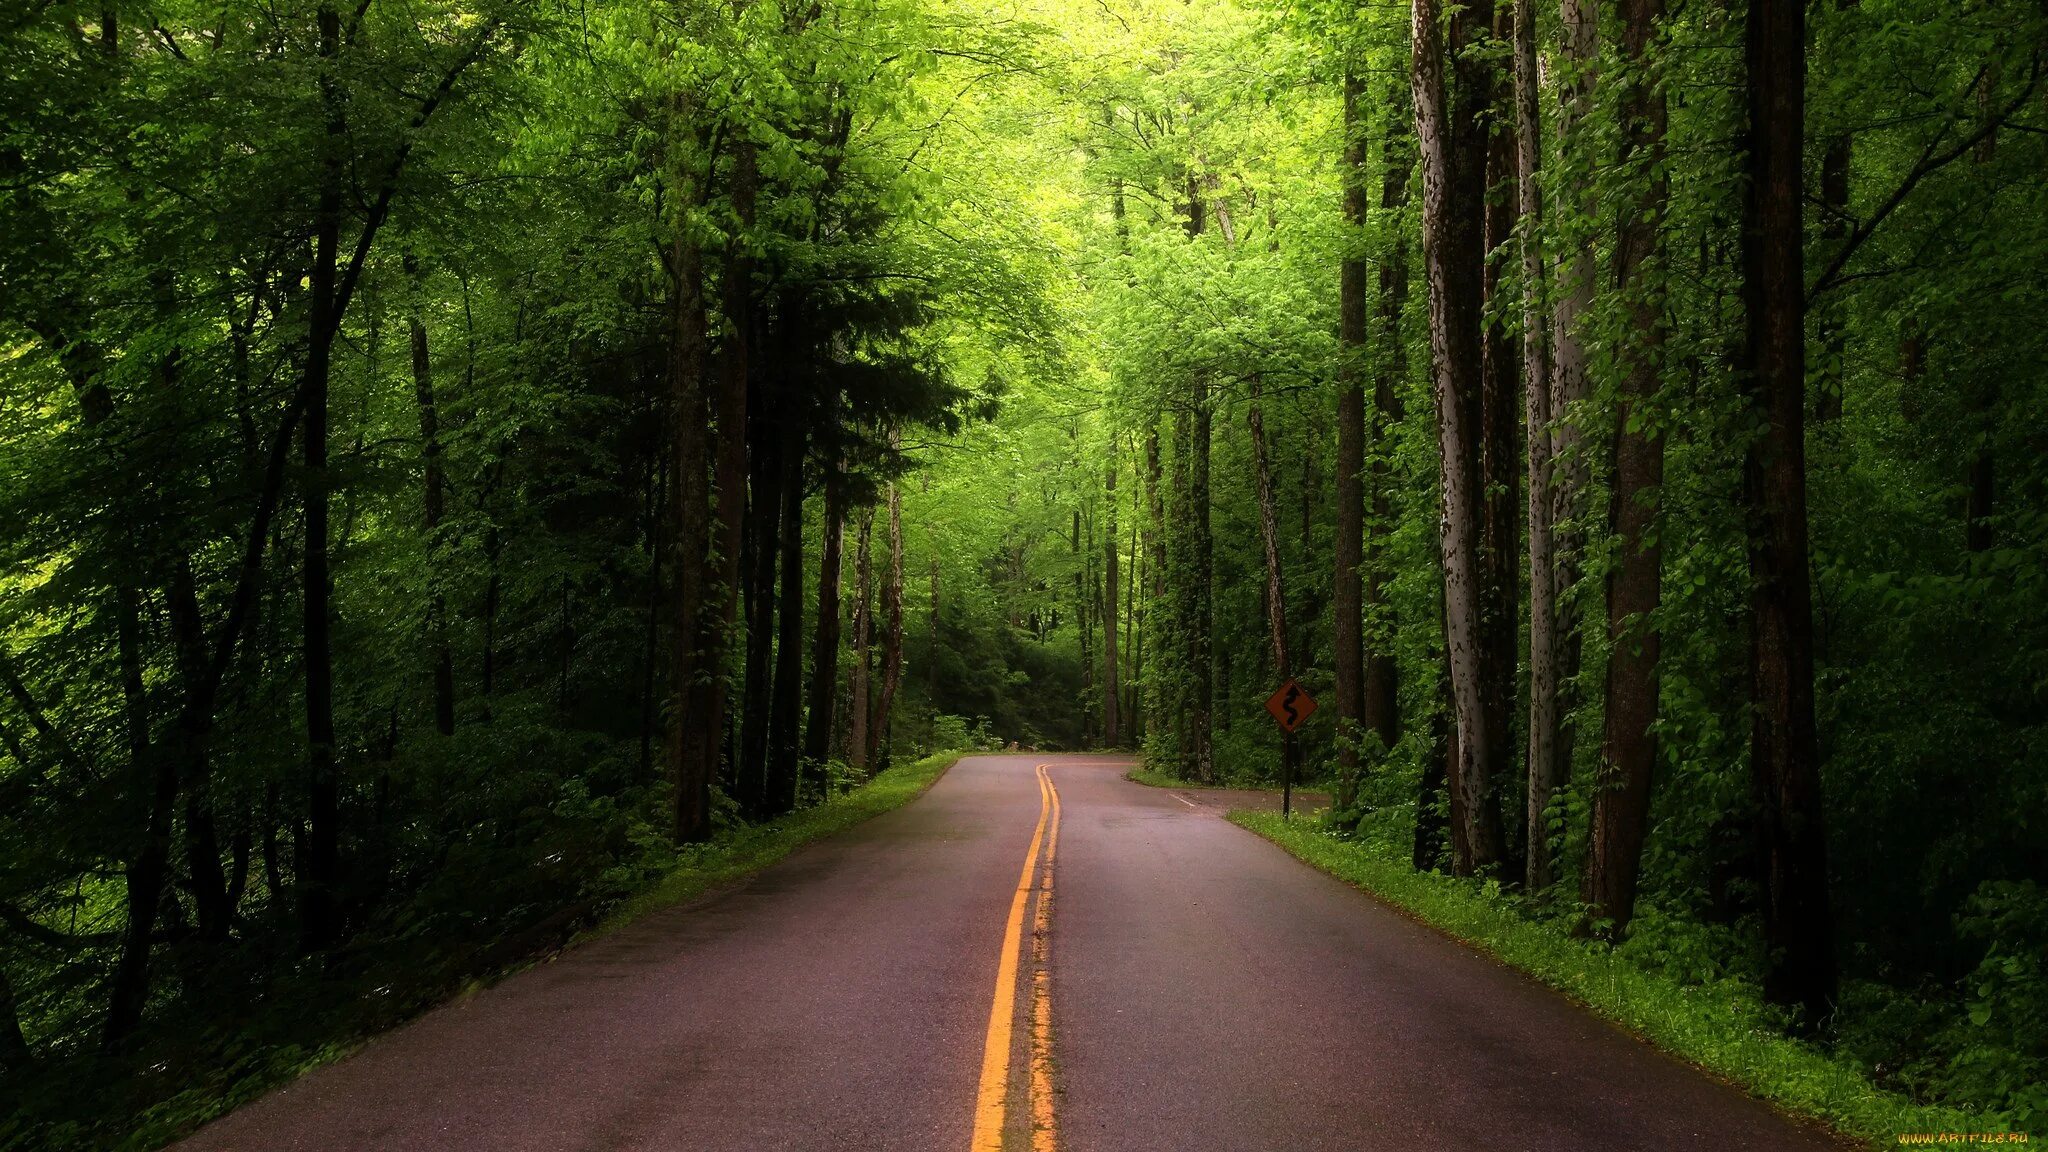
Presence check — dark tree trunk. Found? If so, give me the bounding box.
[1743,0,1837,1024]
[737,421,783,817]
[667,165,715,844]
[405,251,455,737]
[849,506,874,777]
[803,460,845,782]
[0,964,30,1075]
[1144,429,1164,739]
[765,418,806,816]
[1583,0,1668,934]
[1334,69,1370,801]
[871,466,905,768]
[1479,18,1523,861]
[1102,445,1122,747]
[676,136,755,841]
[1549,0,1599,811]
[301,0,346,950]
[1415,650,1454,872]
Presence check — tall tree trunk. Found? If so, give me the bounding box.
[1144,429,1164,740]
[1190,385,1214,782]
[677,137,757,838]
[803,459,845,778]
[871,466,905,768]
[301,0,346,949]
[1413,0,1507,875]
[849,506,874,777]
[0,964,30,1075]
[1479,12,1523,861]
[1583,0,1668,933]
[1516,0,1562,894]
[1364,65,1413,768]
[404,251,454,737]
[1185,189,1215,782]
[737,411,782,815]
[1549,0,1600,791]
[667,144,715,844]
[1249,378,1299,777]
[1743,0,1837,1024]
[1102,442,1122,747]
[1334,69,1370,802]
[765,418,806,816]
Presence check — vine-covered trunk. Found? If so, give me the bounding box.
[1334,70,1369,800]
[1584,0,1668,932]
[1479,13,1522,861]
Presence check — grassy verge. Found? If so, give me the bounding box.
[1124,766,1192,789]
[102,751,964,1152]
[1232,812,2002,1150]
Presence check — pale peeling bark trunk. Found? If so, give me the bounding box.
[1516,0,1562,894]
[1584,0,1667,933]
[1743,0,1837,1024]
[1413,0,1506,875]
[1335,69,1370,800]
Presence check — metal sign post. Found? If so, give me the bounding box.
[1263,679,1318,820]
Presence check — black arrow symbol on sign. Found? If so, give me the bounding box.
[1281,685,1301,726]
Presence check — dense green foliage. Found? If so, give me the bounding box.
[1,0,2043,1144]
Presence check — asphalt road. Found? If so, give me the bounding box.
[179,754,1848,1152]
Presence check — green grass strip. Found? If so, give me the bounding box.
[1232,812,2004,1151]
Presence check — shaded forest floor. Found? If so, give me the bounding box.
[0,753,964,1152]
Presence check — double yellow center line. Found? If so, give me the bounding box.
[970,763,1061,1152]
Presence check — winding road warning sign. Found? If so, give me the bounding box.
[1264,679,1317,734]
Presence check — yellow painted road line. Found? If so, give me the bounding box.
[971,764,1052,1152]
[1029,765,1061,1152]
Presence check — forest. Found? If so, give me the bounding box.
[0,0,2044,1145]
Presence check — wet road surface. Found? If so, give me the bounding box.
[179,754,1847,1152]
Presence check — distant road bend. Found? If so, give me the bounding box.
[180,755,1847,1152]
